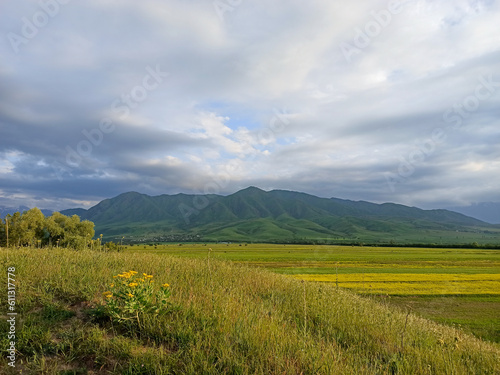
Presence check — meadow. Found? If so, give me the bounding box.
[1,245,499,374]
[126,243,500,343]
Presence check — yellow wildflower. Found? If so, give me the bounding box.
[106,294,113,298]
[127,293,134,298]
[110,283,114,287]
[118,271,133,279]
[162,283,170,288]
[128,282,139,287]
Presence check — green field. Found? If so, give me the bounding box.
[126,243,500,343]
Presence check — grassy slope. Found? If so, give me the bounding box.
[100,216,500,244]
[1,248,500,374]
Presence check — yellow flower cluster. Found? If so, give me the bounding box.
[100,269,173,328]
[104,270,171,306]
[113,270,139,279]
[107,271,160,294]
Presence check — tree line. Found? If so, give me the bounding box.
[0,208,96,249]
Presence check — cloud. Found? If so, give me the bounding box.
[0,0,499,211]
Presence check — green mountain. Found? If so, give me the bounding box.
[62,187,500,244]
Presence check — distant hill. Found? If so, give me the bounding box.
[0,205,52,218]
[446,202,500,224]
[61,187,500,244]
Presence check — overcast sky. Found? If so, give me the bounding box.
[1,0,499,211]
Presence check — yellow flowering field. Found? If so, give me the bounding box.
[292,273,500,295]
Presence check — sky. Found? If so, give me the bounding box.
[0,0,499,211]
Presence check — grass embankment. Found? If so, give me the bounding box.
[1,248,500,374]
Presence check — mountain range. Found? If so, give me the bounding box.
[60,187,500,245]
[0,205,53,218]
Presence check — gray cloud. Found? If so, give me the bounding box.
[0,0,499,211]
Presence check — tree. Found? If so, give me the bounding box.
[44,212,66,247]
[0,217,6,247]
[74,218,95,239]
[1,209,96,249]
[19,208,45,247]
[60,215,95,250]
[104,241,120,252]
[8,212,23,247]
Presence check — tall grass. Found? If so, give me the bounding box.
[1,247,499,374]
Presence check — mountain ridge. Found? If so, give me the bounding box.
[60,187,500,244]
[1,205,53,218]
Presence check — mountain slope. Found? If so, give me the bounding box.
[61,187,499,244]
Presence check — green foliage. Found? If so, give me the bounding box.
[0,208,95,248]
[103,241,125,252]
